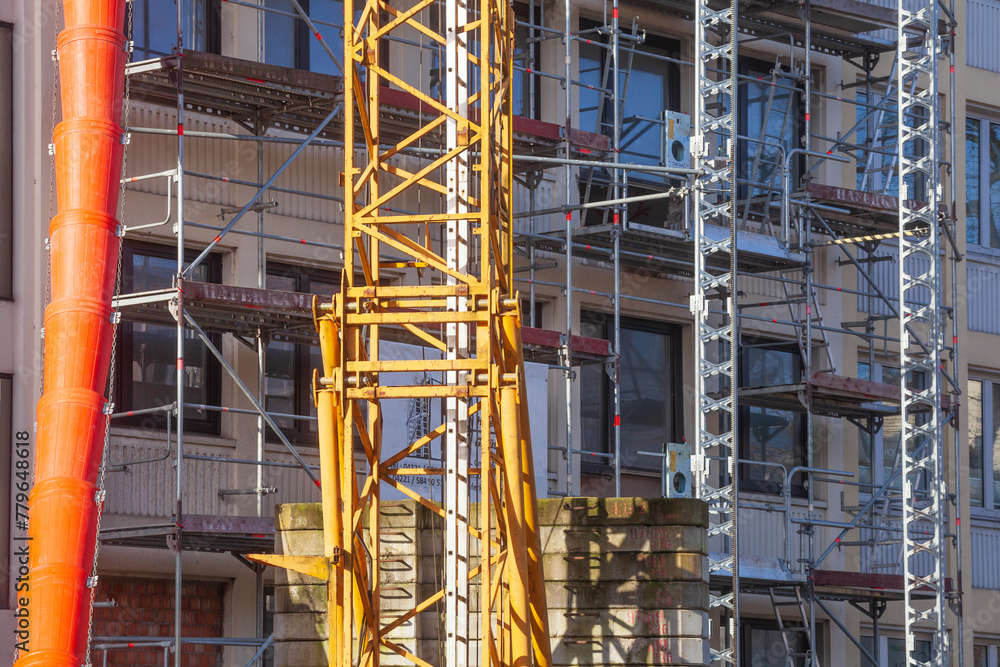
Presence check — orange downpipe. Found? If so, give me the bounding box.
[15,2,126,666]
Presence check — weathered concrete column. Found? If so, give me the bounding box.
[272,497,709,666]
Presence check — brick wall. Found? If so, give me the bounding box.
[89,576,226,667]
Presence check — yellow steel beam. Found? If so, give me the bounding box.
[254,0,550,664]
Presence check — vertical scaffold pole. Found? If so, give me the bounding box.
[691,0,739,661]
[897,0,949,664]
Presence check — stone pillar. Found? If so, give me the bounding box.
[539,497,710,666]
[272,497,709,666]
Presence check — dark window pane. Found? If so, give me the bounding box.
[861,636,876,667]
[969,380,985,507]
[264,265,341,442]
[967,117,981,246]
[512,17,535,119]
[858,362,873,487]
[130,0,214,60]
[618,327,670,469]
[266,340,297,432]
[743,67,798,197]
[881,366,928,490]
[745,625,809,667]
[740,345,805,494]
[118,245,219,431]
[308,0,344,75]
[265,0,298,68]
[993,382,1000,506]
[991,121,1000,248]
[579,316,607,455]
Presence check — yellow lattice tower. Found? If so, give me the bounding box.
[253,0,551,664]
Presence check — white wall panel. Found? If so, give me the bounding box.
[972,522,1000,589]
[968,0,1000,73]
[968,258,1000,334]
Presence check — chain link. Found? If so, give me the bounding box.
[83,2,133,663]
[39,0,62,406]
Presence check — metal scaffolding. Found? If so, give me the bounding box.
[73,0,966,664]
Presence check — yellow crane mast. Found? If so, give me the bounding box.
[252,0,552,665]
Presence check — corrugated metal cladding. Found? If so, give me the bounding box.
[859,0,924,43]
[736,506,819,572]
[855,246,931,318]
[972,524,1000,588]
[858,520,935,576]
[968,259,1000,333]
[968,0,1000,72]
[104,438,320,518]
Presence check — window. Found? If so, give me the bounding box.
[512,3,539,119]
[578,21,682,228]
[0,23,10,300]
[265,0,343,75]
[128,0,221,60]
[738,340,807,496]
[861,635,935,667]
[968,379,1000,510]
[264,263,339,445]
[739,58,802,200]
[742,621,817,667]
[579,312,682,472]
[857,360,928,493]
[856,89,927,199]
[965,115,1000,249]
[114,242,222,434]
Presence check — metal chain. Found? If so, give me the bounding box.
[83,3,133,663]
[39,0,62,405]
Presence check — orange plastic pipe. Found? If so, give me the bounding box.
[15,2,126,666]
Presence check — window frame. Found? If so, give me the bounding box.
[264,0,370,75]
[263,261,340,447]
[856,359,930,498]
[113,241,223,435]
[127,0,222,61]
[737,56,806,201]
[576,16,683,229]
[742,618,819,667]
[512,1,541,121]
[967,376,1000,515]
[965,113,1000,255]
[578,311,684,475]
[860,634,937,667]
[737,337,808,497]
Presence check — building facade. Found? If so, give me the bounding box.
[1,0,1000,665]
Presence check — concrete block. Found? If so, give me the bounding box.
[551,635,708,665]
[547,608,709,639]
[544,580,708,611]
[538,498,709,528]
[273,639,328,667]
[276,529,324,558]
[276,503,325,531]
[274,563,326,586]
[275,612,329,641]
[542,552,707,583]
[537,524,707,555]
[275,584,326,613]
